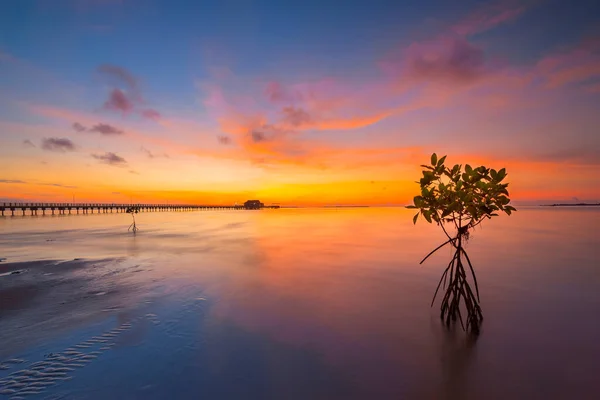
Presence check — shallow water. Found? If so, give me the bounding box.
[1,207,599,399]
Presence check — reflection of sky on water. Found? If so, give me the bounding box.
[1,208,599,398]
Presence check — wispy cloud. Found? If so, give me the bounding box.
[91,152,127,166]
[141,146,169,159]
[0,179,77,189]
[0,179,26,184]
[22,139,36,148]
[537,37,600,89]
[41,137,76,152]
[141,109,161,120]
[40,183,78,189]
[97,64,138,90]
[450,0,529,36]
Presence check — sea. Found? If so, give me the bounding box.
[0,207,599,399]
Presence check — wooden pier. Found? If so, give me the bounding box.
[0,203,279,217]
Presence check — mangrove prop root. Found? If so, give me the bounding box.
[427,234,483,334]
[128,214,138,233]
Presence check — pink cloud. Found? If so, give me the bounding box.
[72,122,86,132]
[97,64,161,120]
[547,62,600,88]
[451,1,528,36]
[141,108,161,120]
[380,1,532,92]
[535,37,600,89]
[265,81,304,103]
[103,88,135,114]
[204,78,396,162]
[536,39,600,89]
[404,36,486,84]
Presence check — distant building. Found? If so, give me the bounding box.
[244,200,264,210]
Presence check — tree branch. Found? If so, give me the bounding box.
[419,237,458,265]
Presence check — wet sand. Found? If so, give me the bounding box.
[0,258,156,358]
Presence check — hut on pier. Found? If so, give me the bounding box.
[244,200,264,210]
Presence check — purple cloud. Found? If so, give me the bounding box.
[217,135,232,145]
[91,152,127,166]
[89,123,124,135]
[103,88,135,114]
[72,122,87,132]
[251,131,267,143]
[41,138,76,152]
[405,36,486,84]
[282,107,312,127]
[264,81,304,103]
[97,64,162,119]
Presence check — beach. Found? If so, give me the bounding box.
[1,207,599,399]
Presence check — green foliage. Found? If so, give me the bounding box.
[407,153,516,228]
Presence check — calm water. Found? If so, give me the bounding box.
[1,207,599,399]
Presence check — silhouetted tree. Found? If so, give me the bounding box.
[408,153,516,334]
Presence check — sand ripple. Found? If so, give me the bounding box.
[0,313,162,397]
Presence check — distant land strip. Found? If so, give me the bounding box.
[323,205,370,208]
[541,203,600,207]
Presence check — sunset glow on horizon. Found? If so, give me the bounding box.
[1,0,599,206]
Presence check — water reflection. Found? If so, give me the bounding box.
[1,207,599,398]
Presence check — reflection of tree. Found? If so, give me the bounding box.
[126,206,139,233]
[441,331,477,400]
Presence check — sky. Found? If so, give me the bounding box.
[0,0,599,206]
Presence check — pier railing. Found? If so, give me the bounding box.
[0,203,279,216]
